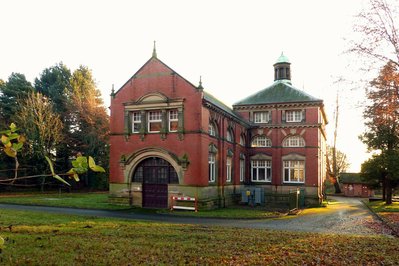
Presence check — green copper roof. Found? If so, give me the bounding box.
[203,92,247,123]
[233,80,322,106]
[275,52,290,64]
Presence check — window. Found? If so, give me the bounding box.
[240,135,245,146]
[282,135,305,147]
[240,158,245,182]
[226,157,232,182]
[251,160,272,182]
[208,153,216,182]
[169,109,178,132]
[251,135,272,147]
[283,161,305,183]
[148,111,162,132]
[226,129,234,142]
[132,112,141,133]
[286,110,303,122]
[209,122,216,137]
[254,111,270,123]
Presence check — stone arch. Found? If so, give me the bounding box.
[123,147,183,184]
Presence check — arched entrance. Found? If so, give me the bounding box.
[132,157,178,208]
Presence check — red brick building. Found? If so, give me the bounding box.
[109,49,328,208]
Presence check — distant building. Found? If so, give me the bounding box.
[108,48,328,209]
[340,173,374,198]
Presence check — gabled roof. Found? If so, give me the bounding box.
[340,173,368,184]
[234,80,322,106]
[203,91,249,125]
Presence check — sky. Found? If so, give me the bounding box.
[0,0,382,172]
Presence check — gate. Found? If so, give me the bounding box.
[133,157,178,208]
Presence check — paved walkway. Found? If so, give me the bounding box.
[0,196,393,236]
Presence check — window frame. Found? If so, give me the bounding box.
[147,110,162,133]
[283,160,305,183]
[132,112,141,133]
[208,122,216,137]
[251,160,272,182]
[168,109,178,132]
[286,110,302,122]
[251,135,272,147]
[254,111,270,123]
[240,158,245,182]
[226,157,232,182]
[208,153,216,183]
[282,135,305,147]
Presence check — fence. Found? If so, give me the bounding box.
[170,196,198,212]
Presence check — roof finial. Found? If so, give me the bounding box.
[110,84,115,98]
[152,41,157,58]
[197,76,204,91]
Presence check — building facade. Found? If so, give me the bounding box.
[109,49,328,209]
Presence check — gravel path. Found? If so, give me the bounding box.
[0,196,394,236]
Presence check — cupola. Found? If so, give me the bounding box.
[273,52,291,84]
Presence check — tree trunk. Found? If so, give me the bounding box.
[385,177,392,205]
[382,176,386,201]
[333,178,342,194]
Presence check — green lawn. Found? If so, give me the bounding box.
[0,192,282,218]
[0,209,398,265]
[367,200,399,212]
[0,192,129,210]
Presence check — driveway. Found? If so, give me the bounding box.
[0,196,393,236]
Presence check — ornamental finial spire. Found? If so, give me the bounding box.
[197,76,204,91]
[152,41,157,58]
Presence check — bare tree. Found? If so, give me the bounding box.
[349,0,399,69]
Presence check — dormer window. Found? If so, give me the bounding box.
[254,111,270,123]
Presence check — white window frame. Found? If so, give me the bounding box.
[240,158,245,182]
[283,160,305,183]
[251,136,272,147]
[226,157,232,182]
[286,110,302,122]
[208,153,216,182]
[168,109,178,132]
[254,111,270,123]
[251,160,272,182]
[148,111,162,133]
[226,128,234,143]
[132,112,141,133]
[209,123,216,137]
[283,135,305,147]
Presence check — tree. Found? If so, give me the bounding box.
[349,0,399,69]
[34,63,72,171]
[0,73,34,126]
[326,145,350,193]
[361,61,399,204]
[69,66,109,188]
[17,92,64,160]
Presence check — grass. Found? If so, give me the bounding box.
[0,192,282,219]
[162,207,282,219]
[0,209,398,265]
[0,192,130,210]
[367,200,399,212]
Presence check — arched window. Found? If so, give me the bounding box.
[251,135,271,147]
[282,135,305,147]
[240,134,246,146]
[208,121,217,137]
[226,128,234,143]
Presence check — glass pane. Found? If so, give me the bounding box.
[170,121,178,131]
[258,168,265,181]
[150,122,162,132]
